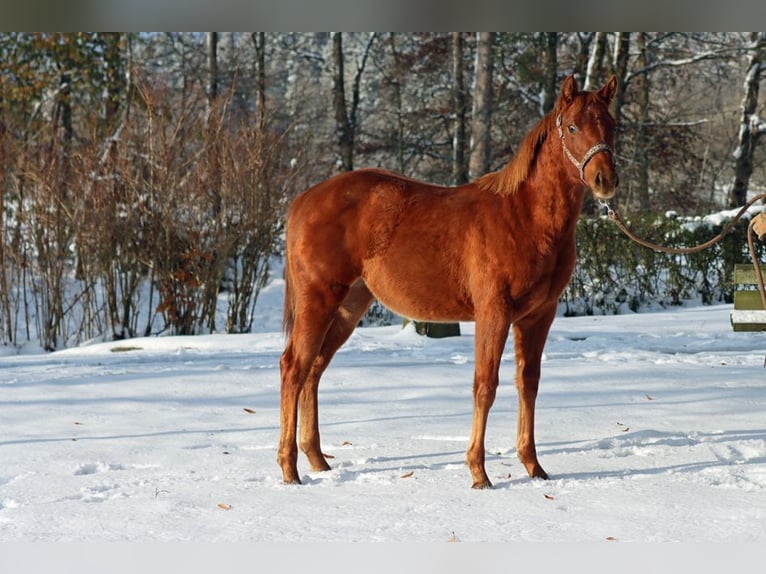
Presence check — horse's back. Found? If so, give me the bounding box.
[286,168,452,258]
[284,170,408,286]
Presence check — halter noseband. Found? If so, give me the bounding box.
[556,113,613,184]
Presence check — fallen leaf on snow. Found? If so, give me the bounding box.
[243,408,256,414]
[217,503,232,511]
[544,494,555,501]
[400,471,414,479]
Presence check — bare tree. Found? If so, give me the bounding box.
[635,32,651,211]
[332,32,352,171]
[574,32,594,85]
[207,32,218,106]
[415,33,464,338]
[387,33,406,173]
[332,32,376,172]
[469,32,495,179]
[452,32,468,185]
[541,32,558,114]
[251,32,267,130]
[729,32,766,207]
[612,32,631,138]
[584,32,608,91]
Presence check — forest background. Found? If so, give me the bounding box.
[1,32,765,352]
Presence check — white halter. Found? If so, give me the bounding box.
[556,113,613,184]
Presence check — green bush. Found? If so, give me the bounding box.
[564,210,766,316]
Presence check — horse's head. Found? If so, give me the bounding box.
[555,74,618,201]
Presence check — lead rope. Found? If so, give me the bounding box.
[599,194,766,255]
[599,194,766,366]
[745,214,766,369]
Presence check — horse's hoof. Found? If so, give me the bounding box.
[531,468,550,480]
[523,461,550,480]
[309,460,332,472]
[471,479,494,490]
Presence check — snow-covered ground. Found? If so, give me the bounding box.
[1,271,766,546]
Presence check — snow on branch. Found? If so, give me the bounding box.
[626,49,735,83]
[752,114,766,136]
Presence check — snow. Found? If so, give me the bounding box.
[1,274,766,548]
[731,309,766,325]
[696,202,765,229]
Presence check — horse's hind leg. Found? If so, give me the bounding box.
[299,280,374,472]
[279,289,339,484]
[278,280,373,484]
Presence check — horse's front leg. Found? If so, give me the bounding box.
[512,304,557,480]
[466,314,511,489]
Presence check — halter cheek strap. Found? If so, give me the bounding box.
[556,113,613,184]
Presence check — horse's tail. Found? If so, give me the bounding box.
[282,255,295,339]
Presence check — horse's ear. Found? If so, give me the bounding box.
[560,75,578,106]
[599,75,618,103]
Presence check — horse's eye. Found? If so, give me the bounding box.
[568,125,577,134]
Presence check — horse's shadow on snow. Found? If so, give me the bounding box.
[306,427,766,488]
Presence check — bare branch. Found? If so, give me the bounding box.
[625,48,737,83]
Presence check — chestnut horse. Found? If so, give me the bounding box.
[278,75,618,488]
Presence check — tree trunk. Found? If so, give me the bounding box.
[207,32,218,107]
[541,32,558,114]
[332,32,354,172]
[574,33,594,85]
[54,72,73,150]
[430,32,465,337]
[252,32,267,131]
[612,33,631,158]
[0,99,11,344]
[451,32,468,186]
[101,32,124,132]
[207,31,221,217]
[388,33,405,174]
[636,32,651,211]
[435,31,467,336]
[729,32,766,208]
[612,33,631,122]
[584,32,607,91]
[416,32,466,338]
[469,32,495,179]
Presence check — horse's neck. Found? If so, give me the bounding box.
[518,144,585,239]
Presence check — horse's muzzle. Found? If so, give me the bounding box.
[591,167,618,200]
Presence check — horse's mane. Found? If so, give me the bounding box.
[476,111,556,196]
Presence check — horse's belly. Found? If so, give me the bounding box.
[361,259,474,322]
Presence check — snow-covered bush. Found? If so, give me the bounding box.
[563,207,766,316]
